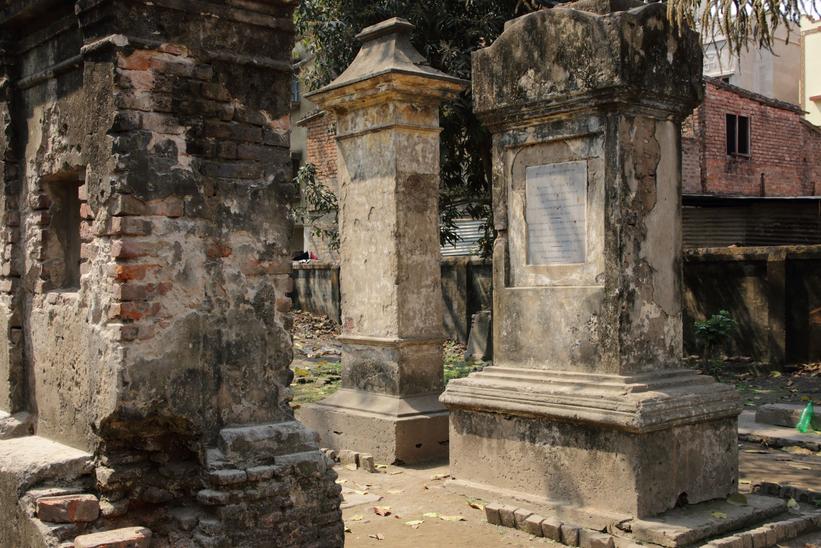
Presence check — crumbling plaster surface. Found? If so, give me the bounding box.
[0,1,344,545]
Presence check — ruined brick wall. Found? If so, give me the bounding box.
[801,120,821,195]
[302,110,339,260]
[0,1,343,545]
[682,78,820,196]
[0,37,21,414]
[304,111,338,193]
[681,112,702,194]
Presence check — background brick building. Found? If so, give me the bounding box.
[683,77,821,197]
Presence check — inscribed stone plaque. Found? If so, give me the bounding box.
[525,161,587,265]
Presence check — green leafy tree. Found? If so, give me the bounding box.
[295,0,528,256]
[296,0,817,256]
[294,163,340,251]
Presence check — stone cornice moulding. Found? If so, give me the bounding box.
[306,17,467,112]
[472,1,703,128]
[440,366,743,433]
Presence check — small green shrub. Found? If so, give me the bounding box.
[694,309,737,375]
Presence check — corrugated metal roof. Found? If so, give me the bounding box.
[683,202,821,248]
[441,219,484,257]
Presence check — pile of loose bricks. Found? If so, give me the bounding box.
[483,502,616,548]
[27,491,151,547]
[322,448,377,473]
[484,498,821,548]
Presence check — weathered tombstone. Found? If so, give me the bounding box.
[299,18,466,464]
[441,0,743,522]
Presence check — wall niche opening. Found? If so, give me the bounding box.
[42,169,84,291]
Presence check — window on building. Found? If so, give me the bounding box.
[726,114,750,156]
[44,174,82,290]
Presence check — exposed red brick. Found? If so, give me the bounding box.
[145,197,183,218]
[206,242,232,258]
[37,494,99,523]
[73,526,152,548]
[80,203,95,220]
[682,79,821,196]
[113,264,158,282]
[110,241,156,260]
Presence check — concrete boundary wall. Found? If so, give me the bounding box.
[293,247,820,364]
[292,257,492,344]
[683,244,821,364]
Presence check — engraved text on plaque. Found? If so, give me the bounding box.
[525,161,587,265]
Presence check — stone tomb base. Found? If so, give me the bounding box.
[442,367,743,523]
[298,389,449,464]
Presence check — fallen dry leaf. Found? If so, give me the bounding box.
[784,446,813,455]
[373,506,392,517]
[430,473,451,480]
[440,515,466,522]
[405,520,424,528]
[422,512,439,518]
[368,533,385,541]
[466,498,485,511]
[711,512,727,519]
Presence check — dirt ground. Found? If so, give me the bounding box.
[336,441,821,548]
[289,311,486,406]
[289,311,821,546]
[290,310,821,410]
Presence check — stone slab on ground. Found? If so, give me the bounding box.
[0,435,93,491]
[624,494,787,547]
[340,487,383,509]
[0,436,94,546]
[739,410,821,451]
[739,441,821,494]
[755,403,820,430]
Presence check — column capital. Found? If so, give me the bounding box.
[307,17,466,112]
[472,2,703,130]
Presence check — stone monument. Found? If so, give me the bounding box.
[441,0,743,523]
[299,18,466,464]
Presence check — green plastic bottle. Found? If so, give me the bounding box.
[796,401,814,433]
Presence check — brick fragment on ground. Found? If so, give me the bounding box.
[73,526,151,548]
[498,505,517,528]
[580,529,615,548]
[513,507,533,529]
[37,494,100,523]
[522,514,544,536]
[541,516,562,541]
[359,453,376,473]
[561,524,580,547]
[484,502,502,525]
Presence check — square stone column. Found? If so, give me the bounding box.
[441,0,742,522]
[299,18,466,464]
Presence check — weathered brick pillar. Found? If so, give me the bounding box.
[442,0,742,524]
[0,0,343,545]
[0,37,25,422]
[299,18,466,464]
